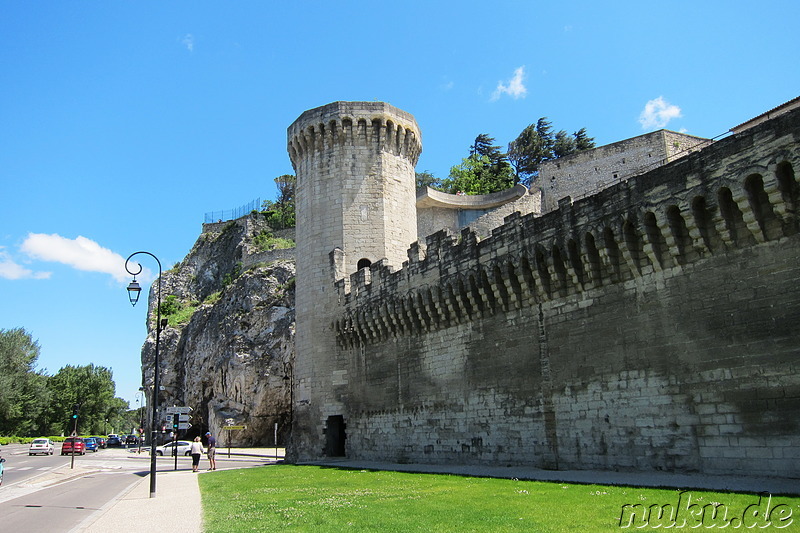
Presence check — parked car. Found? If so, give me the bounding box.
[83,437,99,452]
[155,441,192,456]
[61,437,86,455]
[29,438,55,455]
[107,434,121,446]
[95,436,107,448]
[125,434,139,446]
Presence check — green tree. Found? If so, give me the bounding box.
[507,118,595,186]
[415,171,442,191]
[507,118,554,185]
[440,135,515,195]
[275,174,295,208]
[46,364,118,435]
[470,134,503,161]
[110,399,139,435]
[471,134,513,181]
[0,328,48,436]
[553,130,577,158]
[440,154,515,195]
[261,175,296,229]
[573,127,595,151]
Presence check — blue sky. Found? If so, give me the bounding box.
[1,1,797,410]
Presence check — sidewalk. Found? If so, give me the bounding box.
[75,468,202,533]
[69,447,280,533]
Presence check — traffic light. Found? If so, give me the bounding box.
[172,414,179,431]
[72,404,79,419]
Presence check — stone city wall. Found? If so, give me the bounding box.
[539,130,711,212]
[330,109,800,477]
[464,189,542,239]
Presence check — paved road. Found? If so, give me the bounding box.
[0,444,150,529]
[0,443,277,531]
[2,448,68,486]
[1,444,138,488]
[2,467,142,532]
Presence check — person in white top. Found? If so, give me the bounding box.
[190,436,205,472]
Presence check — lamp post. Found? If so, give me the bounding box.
[137,388,145,453]
[283,361,293,462]
[126,251,162,499]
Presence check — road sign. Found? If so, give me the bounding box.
[178,423,192,430]
[223,425,247,430]
[166,406,193,414]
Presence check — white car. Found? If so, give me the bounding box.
[29,438,55,455]
[155,440,192,456]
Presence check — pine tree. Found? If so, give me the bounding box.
[508,118,595,186]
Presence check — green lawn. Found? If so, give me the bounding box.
[199,465,800,532]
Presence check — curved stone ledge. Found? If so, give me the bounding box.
[416,184,529,210]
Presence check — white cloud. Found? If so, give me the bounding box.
[491,66,527,101]
[181,34,194,52]
[20,233,149,284]
[0,249,51,280]
[639,96,682,130]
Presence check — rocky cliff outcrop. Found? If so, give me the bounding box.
[140,214,295,446]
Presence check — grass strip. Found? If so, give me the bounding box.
[199,465,800,532]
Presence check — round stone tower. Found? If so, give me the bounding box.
[287,101,422,461]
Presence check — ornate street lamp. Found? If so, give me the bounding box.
[127,279,142,306]
[125,251,162,499]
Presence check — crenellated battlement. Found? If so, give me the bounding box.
[287,101,422,170]
[333,108,800,348]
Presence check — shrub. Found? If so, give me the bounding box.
[168,302,198,327]
[253,230,295,252]
[204,291,221,305]
[222,263,242,288]
[156,295,199,328]
[158,295,181,316]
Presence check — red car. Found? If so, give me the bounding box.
[60,437,86,455]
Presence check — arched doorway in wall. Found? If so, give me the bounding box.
[357,258,372,270]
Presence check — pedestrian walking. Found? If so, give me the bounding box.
[206,431,217,470]
[190,436,204,472]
